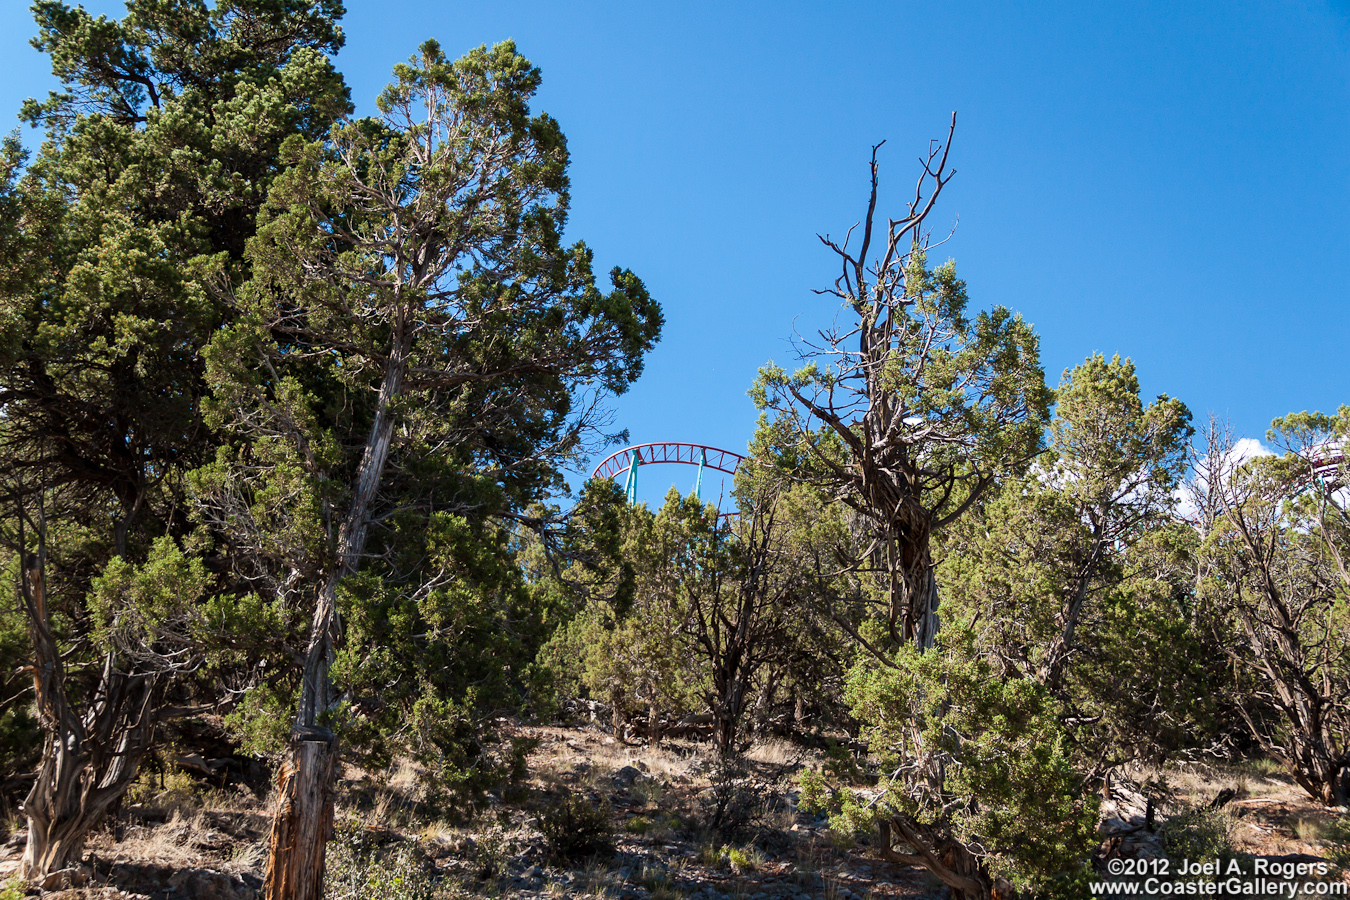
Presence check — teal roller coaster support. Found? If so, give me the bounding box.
[623,448,640,504]
[592,443,746,512]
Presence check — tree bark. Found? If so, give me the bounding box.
[20,550,157,881]
[266,323,411,899]
[879,816,1007,900]
[264,730,339,900]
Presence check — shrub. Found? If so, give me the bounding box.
[537,791,614,863]
[326,825,434,900]
[843,642,1100,895]
[724,845,765,872]
[702,755,771,839]
[1162,805,1237,865]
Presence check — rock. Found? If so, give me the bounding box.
[168,868,255,900]
[614,765,646,787]
[39,865,92,889]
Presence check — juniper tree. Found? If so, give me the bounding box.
[751,120,1052,653]
[0,0,350,879]
[939,356,1227,776]
[1197,412,1350,804]
[192,40,659,898]
[755,127,1062,900]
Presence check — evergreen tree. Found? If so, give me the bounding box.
[751,123,1051,654]
[1197,410,1350,804]
[0,0,350,877]
[190,40,659,897]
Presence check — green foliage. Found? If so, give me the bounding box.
[723,844,764,872]
[0,586,39,795]
[938,354,1217,769]
[1161,805,1237,864]
[89,536,210,652]
[538,494,707,730]
[0,0,353,828]
[1195,408,1350,802]
[845,640,1099,892]
[325,513,545,800]
[537,791,614,863]
[796,768,833,816]
[326,824,435,900]
[751,150,1053,654]
[192,34,661,791]
[222,680,297,759]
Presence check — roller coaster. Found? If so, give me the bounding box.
[590,441,1346,522]
[591,442,745,505]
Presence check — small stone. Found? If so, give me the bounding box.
[614,765,646,787]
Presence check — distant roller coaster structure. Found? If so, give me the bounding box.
[591,443,745,506]
[1308,444,1346,489]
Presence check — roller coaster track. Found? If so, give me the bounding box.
[591,442,746,505]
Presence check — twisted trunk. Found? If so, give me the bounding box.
[879,816,1014,900]
[20,552,158,881]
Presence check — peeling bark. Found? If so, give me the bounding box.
[264,731,339,900]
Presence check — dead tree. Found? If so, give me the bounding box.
[752,114,1051,653]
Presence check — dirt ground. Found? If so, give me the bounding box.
[0,724,1346,899]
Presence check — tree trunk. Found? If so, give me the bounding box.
[21,751,92,880]
[912,564,940,652]
[646,700,662,744]
[264,730,339,900]
[711,658,749,755]
[884,524,940,652]
[879,816,1006,900]
[1288,737,1347,806]
[20,552,157,881]
[265,323,411,899]
[751,669,779,736]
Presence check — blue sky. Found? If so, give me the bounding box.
[2,1,1347,507]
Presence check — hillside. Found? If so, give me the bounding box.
[2,721,1345,899]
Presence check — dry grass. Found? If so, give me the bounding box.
[387,758,427,796]
[9,725,1341,900]
[420,819,457,843]
[745,739,799,767]
[1157,758,1347,860]
[577,856,622,898]
[92,809,209,870]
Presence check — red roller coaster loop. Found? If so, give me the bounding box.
[591,443,746,505]
[592,443,745,481]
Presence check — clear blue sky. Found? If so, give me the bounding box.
[3,1,1347,507]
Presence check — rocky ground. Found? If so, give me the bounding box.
[0,724,1346,898]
